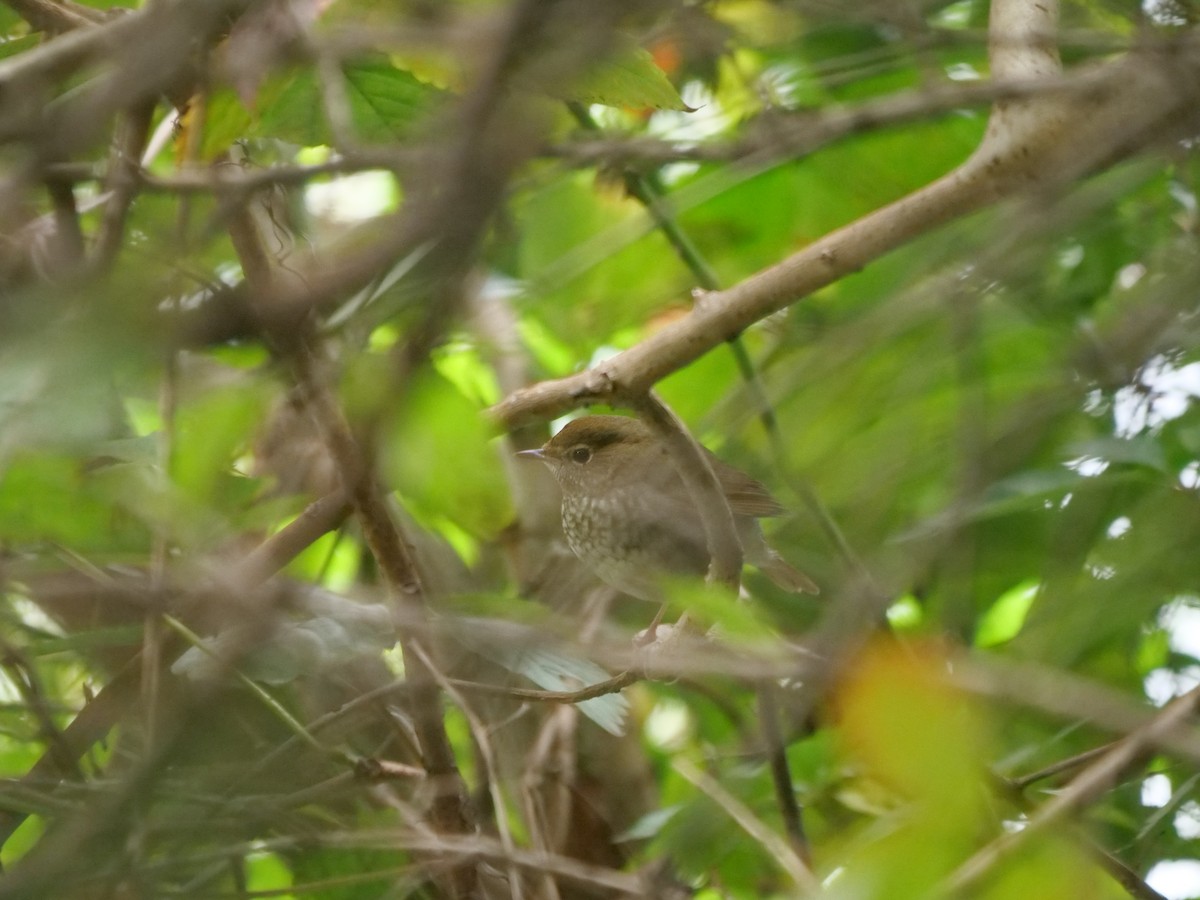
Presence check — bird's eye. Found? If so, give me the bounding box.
[569,446,592,464]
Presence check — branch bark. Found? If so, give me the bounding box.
[2,0,103,34]
[491,1,1200,428]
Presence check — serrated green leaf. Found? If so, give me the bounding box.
[564,41,688,111]
[202,57,442,158]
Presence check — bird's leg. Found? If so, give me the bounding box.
[633,602,669,646]
[633,607,696,649]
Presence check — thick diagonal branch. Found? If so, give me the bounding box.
[491,0,1200,428]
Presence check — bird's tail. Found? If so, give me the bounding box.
[758,552,820,595]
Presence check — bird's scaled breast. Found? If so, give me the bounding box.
[561,492,623,561]
[561,491,657,575]
[559,488,709,602]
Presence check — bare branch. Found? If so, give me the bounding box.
[292,349,479,892]
[232,490,352,585]
[1006,742,1117,791]
[451,669,639,703]
[674,757,819,894]
[2,0,105,33]
[548,69,1119,169]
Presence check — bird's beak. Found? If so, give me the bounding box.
[516,448,547,462]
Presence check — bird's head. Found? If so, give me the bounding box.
[518,415,658,495]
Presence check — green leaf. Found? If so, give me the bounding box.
[0,338,126,460]
[243,851,292,895]
[431,339,501,407]
[0,454,147,553]
[0,815,43,869]
[202,57,442,158]
[380,368,511,539]
[288,838,409,900]
[663,577,777,642]
[564,41,688,111]
[974,580,1039,647]
[0,34,40,63]
[616,804,682,842]
[172,378,270,507]
[1066,435,1169,473]
[909,468,1082,527]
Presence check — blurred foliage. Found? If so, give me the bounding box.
[1,0,1199,898]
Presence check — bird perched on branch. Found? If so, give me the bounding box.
[519,415,818,602]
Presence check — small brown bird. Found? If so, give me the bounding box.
[520,415,818,601]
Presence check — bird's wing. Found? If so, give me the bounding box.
[634,442,784,518]
[705,448,785,517]
[620,464,711,575]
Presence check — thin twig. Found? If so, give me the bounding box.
[213,65,546,866]
[758,682,810,865]
[90,99,155,272]
[161,615,339,759]
[0,641,79,780]
[953,654,1200,765]
[414,642,527,900]
[1007,742,1117,791]
[520,706,573,900]
[284,344,477,900]
[992,737,1170,900]
[42,175,84,274]
[674,757,819,894]
[130,827,649,897]
[549,68,1128,169]
[0,490,355,857]
[943,684,1200,895]
[450,669,639,704]
[1086,844,1169,900]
